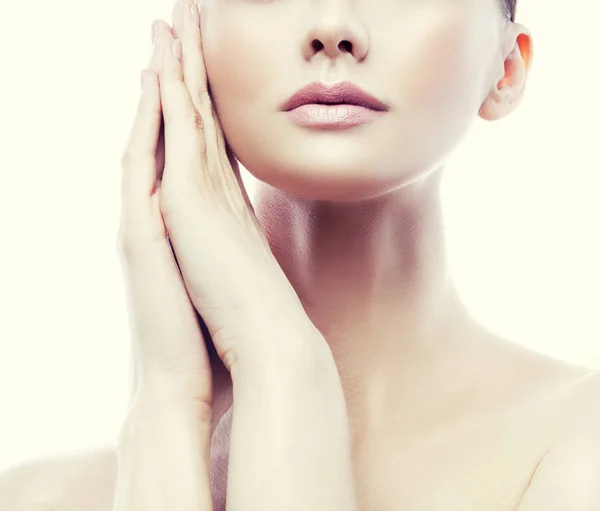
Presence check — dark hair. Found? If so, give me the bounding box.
[502,0,517,22]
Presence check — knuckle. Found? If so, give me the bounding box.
[191,108,205,132]
[163,108,205,137]
[196,89,213,111]
[163,108,202,130]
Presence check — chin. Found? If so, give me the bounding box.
[241,156,427,203]
[226,114,458,202]
[236,138,445,203]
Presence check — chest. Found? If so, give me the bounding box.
[208,411,549,511]
[350,429,541,511]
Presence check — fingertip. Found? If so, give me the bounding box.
[151,19,173,44]
[157,32,184,84]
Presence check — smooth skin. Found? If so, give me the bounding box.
[1,0,600,509]
[115,0,358,510]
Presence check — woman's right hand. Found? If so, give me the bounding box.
[112,19,230,511]
[112,7,358,511]
[118,18,232,426]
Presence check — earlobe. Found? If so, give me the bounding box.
[478,25,533,122]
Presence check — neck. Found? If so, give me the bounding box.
[253,167,478,425]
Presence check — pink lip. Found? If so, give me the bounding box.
[281,81,389,113]
[285,104,385,129]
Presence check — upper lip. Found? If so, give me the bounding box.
[281,81,389,112]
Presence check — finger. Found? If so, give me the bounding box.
[122,23,172,203]
[147,19,235,402]
[170,0,255,217]
[118,41,212,402]
[171,0,222,175]
[149,20,173,78]
[171,0,218,146]
[150,19,173,49]
[120,69,162,212]
[149,20,173,180]
[156,29,208,193]
[213,112,257,218]
[122,237,213,405]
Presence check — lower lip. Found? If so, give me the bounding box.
[284,104,385,129]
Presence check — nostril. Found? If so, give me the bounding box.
[339,41,352,53]
[311,40,352,54]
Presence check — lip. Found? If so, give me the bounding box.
[281,81,389,112]
[284,104,385,129]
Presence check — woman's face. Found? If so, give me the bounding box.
[199,0,510,201]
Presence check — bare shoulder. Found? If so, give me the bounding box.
[515,370,600,510]
[0,408,232,511]
[0,446,117,511]
[555,368,600,428]
[0,403,233,511]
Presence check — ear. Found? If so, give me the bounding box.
[478,23,534,121]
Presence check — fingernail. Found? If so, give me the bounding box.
[190,2,200,27]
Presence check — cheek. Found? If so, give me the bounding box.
[400,12,485,115]
[388,9,494,166]
[202,15,278,118]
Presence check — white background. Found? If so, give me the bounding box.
[0,0,598,473]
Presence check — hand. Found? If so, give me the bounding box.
[118,15,233,416]
[115,0,358,509]
[112,12,229,511]
[152,0,322,376]
[157,2,359,510]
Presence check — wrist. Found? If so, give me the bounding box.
[121,385,212,439]
[224,328,356,511]
[114,389,213,511]
[230,327,338,386]
[229,332,348,423]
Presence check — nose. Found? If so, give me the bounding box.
[302,12,369,62]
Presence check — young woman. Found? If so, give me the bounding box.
[2,0,599,509]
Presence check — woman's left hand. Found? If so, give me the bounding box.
[151,2,359,510]
[155,0,320,374]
